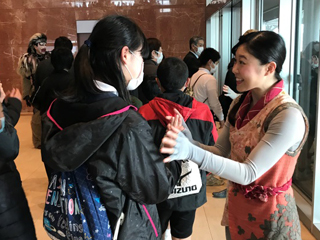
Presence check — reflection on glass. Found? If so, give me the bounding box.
[231,0,241,47]
[293,0,320,200]
[208,0,228,4]
[111,0,135,6]
[63,1,99,7]
[262,0,279,33]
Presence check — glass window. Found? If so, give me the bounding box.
[231,1,241,47]
[261,0,279,33]
[292,0,320,201]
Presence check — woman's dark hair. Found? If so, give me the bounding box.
[146,38,161,60]
[67,15,148,102]
[199,48,220,66]
[51,47,74,72]
[231,31,286,81]
[228,31,287,126]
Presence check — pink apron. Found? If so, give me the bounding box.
[222,90,309,240]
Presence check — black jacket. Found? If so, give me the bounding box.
[139,91,217,211]
[41,94,180,240]
[183,52,200,78]
[0,103,37,239]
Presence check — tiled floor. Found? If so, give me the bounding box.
[15,114,316,239]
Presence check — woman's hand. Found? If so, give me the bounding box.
[160,124,193,163]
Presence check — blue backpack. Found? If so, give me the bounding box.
[43,164,113,240]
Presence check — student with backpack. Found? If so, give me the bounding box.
[139,57,218,240]
[41,15,180,240]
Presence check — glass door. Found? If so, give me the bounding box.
[292,0,320,201]
[261,0,280,33]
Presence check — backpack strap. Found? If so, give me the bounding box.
[191,73,208,91]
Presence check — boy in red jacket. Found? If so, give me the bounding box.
[139,57,218,240]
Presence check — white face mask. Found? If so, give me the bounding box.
[155,51,163,64]
[125,51,144,90]
[196,46,204,56]
[311,55,319,69]
[209,62,217,74]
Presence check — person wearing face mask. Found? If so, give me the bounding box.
[17,33,50,149]
[41,15,181,240]
[189,48,224,129]
[183,36,204,78]
[137,38,163,104]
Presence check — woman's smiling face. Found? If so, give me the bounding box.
[232,44,266,93]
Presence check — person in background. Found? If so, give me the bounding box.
[190,48,224,129]
[35,36,73,88]
[219,58,239,120]
[41,15,180,240]
[36,47,74,116]
[0,84,37,239]
[139,57,217,240]
[161,31,308,240]
[17,33,50,149]
[183,36,204,78]
[138,37,163,104]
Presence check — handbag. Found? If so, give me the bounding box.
[43,164,113,240]
[168,160,202,199]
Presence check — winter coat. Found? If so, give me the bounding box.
[183,52,200,78]
[41,93,181,240]
[139,91,218,211]
[0,103,37,239]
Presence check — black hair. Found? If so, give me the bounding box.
[228,31,287,126]
[228,58,236,70]
[157,57,188,91]
[54,36,73,50]
[51,47,74,72]
[66,15,148,102]
[231,31,286,81]
[146,38,161,60]
[189,36,204,50]
[199,48,220,66]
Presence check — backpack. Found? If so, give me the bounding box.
[44,164,114,240]
[168,159,202,199]
[185,73,208,97]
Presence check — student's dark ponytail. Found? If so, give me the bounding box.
[62,15,148,103]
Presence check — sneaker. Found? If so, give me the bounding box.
[206,174,224,186]
[212,189,227,198]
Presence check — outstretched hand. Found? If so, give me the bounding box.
[160,125,182,163]
[165,108,184,131]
